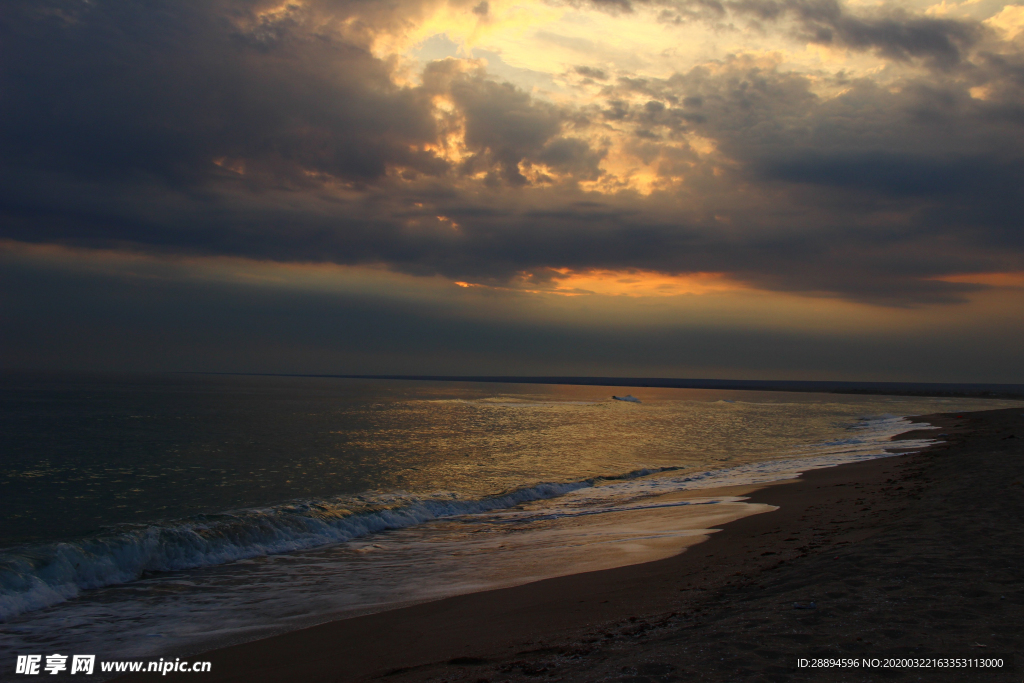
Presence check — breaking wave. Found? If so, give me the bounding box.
[0,466,676,621]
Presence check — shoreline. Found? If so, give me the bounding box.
[120,406,1024,682]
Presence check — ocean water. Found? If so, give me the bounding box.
[1,373,1020,674]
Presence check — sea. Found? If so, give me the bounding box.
[1,373,1021,676]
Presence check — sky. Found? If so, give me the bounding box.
[2,0,1023,381]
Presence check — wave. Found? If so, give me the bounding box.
[0,415,933,623]
[0,466,676,622]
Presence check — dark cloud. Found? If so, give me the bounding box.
[772,0,985,69]
[614,0,983,68]
[575,65,609,80]
[1,0,1024,308]
[763,153,1020,197]
[0,0,449,189]
[585,0,638,13]
[5,251,1023,380]
[444,68,564,184]
[656,0,727,25]
[534,138,607,180]
[418,60,606,185]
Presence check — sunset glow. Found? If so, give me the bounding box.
[2,0,1023,380]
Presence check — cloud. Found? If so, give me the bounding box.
[1,0,1024,310]
[762,153,1020,197]
[5,242,1024,380]
[0,0,446,188]
[575,65,610,80]
[775,0,984,68]
[624,0,985,68]
[440,65,566,183]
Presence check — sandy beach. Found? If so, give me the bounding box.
[120,406,1024,683]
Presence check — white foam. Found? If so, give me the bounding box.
[0,415,937,623]
[0,467,672,622]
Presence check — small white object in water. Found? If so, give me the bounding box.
[612,395,641,403]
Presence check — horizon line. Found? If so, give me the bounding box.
[180,372,1024,399]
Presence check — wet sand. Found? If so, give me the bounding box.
[122,407,1024,682]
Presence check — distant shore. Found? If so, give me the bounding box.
[188,372,1024,400]
[121,406,1024,682]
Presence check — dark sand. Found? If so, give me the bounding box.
[122,407,1024,682]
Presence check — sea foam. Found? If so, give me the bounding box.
[1,416,936,623]
[0,467,673,621]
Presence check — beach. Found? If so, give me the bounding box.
[116,406,1023,682]
[9,0,1024,674]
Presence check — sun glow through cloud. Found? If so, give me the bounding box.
[542,269,741,297]
[4,0,1024,379]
